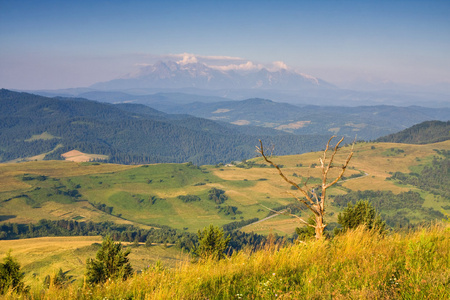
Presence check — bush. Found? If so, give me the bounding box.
[335,200,386,235]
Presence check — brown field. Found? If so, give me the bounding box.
[276,120,311,130]
[0,236,187,283]
[231,120,251,125]
[61,150,109,162]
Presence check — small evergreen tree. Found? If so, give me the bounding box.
[0,251,27,294]
[335,200,386,235]
[85,236,133,285]
[195,225,230,260]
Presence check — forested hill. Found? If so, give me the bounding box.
[0,89,330,165]
[376,120,450,144]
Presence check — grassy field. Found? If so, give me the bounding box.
[0,236,188,285]
[1,140,449,235]
[3,224,448,299]
[0,140,449,294]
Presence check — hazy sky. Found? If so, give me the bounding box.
[1,0,449,90]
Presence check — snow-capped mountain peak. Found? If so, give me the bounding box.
[92,60,333,90]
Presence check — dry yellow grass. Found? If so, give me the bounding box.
[242,216,300,235]
[0,236,188,285]
[15,225,448,300]
[0,236,102,281]
[61,150,109,162]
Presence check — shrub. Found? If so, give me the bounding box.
[335,200,386,235]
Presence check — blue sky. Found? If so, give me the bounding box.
[1,0,449,90]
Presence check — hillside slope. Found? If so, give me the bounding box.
[1,140,448,235]
[0,89,330,165]
[376,120,450,144]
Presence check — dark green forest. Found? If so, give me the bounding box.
[0,89,330,165]
[376,120,450,144]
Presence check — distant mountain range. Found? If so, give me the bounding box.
[36,90,449,141]
[156,98,450,141]
[91,60,335,91]
[25,61,449,107]
[0,89,330,165]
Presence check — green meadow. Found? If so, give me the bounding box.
[1,140,449,235]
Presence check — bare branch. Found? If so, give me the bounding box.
[324,141,354,189]
[257,137,354,239]
[257,140,314,204]
[260,204,315,228]
[286,191,317,214]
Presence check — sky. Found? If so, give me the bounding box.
[1,0,449,90]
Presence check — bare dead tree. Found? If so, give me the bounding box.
[256,136,354,239]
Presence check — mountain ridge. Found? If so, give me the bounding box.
[91,60,335,91]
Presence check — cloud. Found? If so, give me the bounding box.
[131,53,295,74]
[197,55,244,61]
[269,61,288,71]
[209,61,262,71]
[164,53,244,64]
[177,53,198,65]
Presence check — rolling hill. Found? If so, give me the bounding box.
[1,140,448,236]
[151,99,450,140]
[0,89,330,165]
[45,90,450,141]
[376,120,450,144]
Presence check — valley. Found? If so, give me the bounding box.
[1,140,448,235]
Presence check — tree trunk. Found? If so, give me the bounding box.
[315,214,325,239]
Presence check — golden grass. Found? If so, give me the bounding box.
[242,216,300,235]
[0,236,102,282]
[0,236,188,288]
[9,224,448,299]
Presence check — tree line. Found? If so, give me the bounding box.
[0,219,278,254]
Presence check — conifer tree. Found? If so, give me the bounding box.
[0,251,27,294]
[196,225,230,260]
[85,236,133,284]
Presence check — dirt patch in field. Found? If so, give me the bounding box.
[212,108,232,113]
[231,120,251,125]
[276,121,311,130]
[61,150,108,162]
